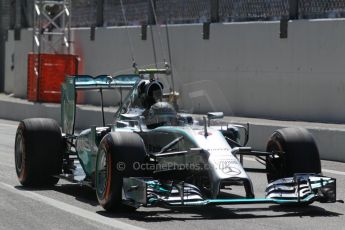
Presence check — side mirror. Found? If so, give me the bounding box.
[207,112,224,120]
[207,112,224,127]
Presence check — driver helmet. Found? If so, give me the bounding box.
[138,81,163,109]
[145,102,178,129]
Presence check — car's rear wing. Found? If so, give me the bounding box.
[72,74,141,89]
[61,74,141,135]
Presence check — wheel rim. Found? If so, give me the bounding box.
[96,148,108,199]
[15,131,25,175]
[266,139,286,181]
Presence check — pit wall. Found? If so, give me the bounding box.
[5,19,345,123]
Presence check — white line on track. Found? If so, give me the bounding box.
[243,157,345,176]
[0,182,147,230]
[0,122,18,128]
[322,169,345,176]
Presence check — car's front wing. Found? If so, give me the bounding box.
[122,174,336,208]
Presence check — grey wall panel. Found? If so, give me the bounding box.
[0,29,4,92]
[4,30,14,93]
[13,29,32,98]
[5,20,345,123]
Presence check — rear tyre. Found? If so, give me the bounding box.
[95,132,148,212]
[15,118,63,186]
[266,127,321,183]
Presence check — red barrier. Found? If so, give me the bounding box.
[27,53,78,102]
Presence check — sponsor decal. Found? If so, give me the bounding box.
[206,148,231,152]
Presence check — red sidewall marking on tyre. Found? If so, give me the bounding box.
[104,151,112,202]
[17,128,28,183]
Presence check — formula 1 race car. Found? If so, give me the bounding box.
[14,68,336,211]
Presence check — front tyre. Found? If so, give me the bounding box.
[95,132,147,212]
[266,127,321,183]
[15,118,63,186]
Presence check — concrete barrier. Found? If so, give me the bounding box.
[5,19,345,123]
[0,94,113,130]
[224,117,345,163]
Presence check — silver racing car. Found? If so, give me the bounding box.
[14,68,336,211]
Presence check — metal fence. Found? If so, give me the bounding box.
[219,0,289,22]
[156,0,210,24]
[104,0,149,26]
[299,0,345,19]
[0,0,12,29]
[71,0,97,27]
[80,0,210,26]
[2,0,345,29]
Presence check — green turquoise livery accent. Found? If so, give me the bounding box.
[147,181,170,193]
[74,74,141,89]
[148,195,315,206]
[205,195,314,204]
[76,127,98,177]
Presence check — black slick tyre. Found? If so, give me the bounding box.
[95,132,148,212]
[14,118,63,186]
[266,127,321,183]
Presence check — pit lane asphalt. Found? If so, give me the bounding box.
[0,119,344,230]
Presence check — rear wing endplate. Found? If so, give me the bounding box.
[61,74,141,134]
